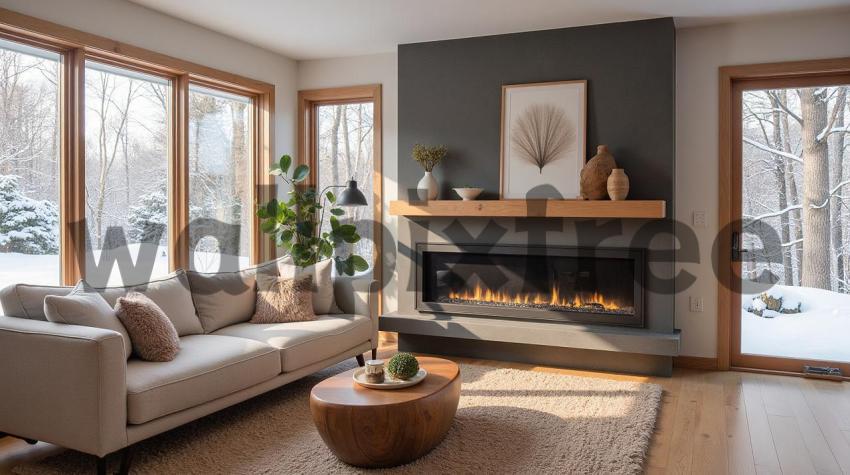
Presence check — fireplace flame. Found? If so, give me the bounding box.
[447,282,625,311]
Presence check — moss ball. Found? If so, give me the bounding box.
[387,353,420,380]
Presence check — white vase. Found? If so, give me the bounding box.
[417,171,438,200]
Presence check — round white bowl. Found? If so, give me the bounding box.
[453,187,483,201]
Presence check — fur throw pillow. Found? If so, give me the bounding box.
[115,292,180,362]
[251,274,316,324]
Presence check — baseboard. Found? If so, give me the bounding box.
[673,355,719,370]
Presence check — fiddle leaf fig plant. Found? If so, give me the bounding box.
[257,154,369,276]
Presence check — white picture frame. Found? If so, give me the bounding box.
[500,80,587,199]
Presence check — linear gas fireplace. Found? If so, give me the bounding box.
[416,244,645,327]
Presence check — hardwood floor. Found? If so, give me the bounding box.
[2,336,849,474]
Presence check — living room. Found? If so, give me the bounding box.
[1,0,850,473]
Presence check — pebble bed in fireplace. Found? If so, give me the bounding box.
[436,297,635,315]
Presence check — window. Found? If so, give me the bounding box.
[0,12,274,287]
[0,38,61,287]
[84,62,170,286]
[298,85,382,307]
[315,102,374,265]
[188,85,252,272]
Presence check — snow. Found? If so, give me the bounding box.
[0,245,249,289]
[742,285,850,362]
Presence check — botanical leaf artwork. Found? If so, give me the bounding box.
[511,103,575,173]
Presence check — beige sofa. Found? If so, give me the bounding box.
[0,266,378,470]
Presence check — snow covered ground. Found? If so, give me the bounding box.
[0,245,249,288]
[742,285,850,362]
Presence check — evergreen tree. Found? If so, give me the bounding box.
[0,175,59,254]
[127,188,167,244]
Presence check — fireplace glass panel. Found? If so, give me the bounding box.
[419,247,643,326]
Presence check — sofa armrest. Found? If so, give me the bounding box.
[0,316,127,457]
[333,277,379,349]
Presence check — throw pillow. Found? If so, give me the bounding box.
[277,257,341,314]
[250,274,316,324]
[43,280,133,359]
[115,292,180,362]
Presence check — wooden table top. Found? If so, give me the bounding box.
[310,356,460,407]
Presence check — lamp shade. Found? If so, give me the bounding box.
[337,180,368,206]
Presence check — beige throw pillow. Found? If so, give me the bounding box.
[250,274,316,324]
[43,280,132,359]
[115,292,180,362]
[277,257,341,314]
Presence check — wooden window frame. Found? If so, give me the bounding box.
[0,7,274,285]
[297,85,383,313]
[718,57,850,374]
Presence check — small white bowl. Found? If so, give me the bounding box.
[453,187,483,201]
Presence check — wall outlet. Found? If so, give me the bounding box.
[692,210,706,228]
[689,296,704,313]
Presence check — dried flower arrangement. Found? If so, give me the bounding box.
[412,144,448,172]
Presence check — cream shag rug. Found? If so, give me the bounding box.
[14,361,662,475]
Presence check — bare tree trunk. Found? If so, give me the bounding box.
[799,88,831,290]
[342,105,353,180]
[330,106,341,186]
[229,102,247,230]
[831,88,846,291]
[780,90,804,285]
[770,96,793,285]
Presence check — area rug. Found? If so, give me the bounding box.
[13,361,662,474]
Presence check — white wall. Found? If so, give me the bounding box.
[296,53,399,313]
[0,0,297,161]
[675,10,850,357]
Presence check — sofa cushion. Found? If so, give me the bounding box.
[98,271,202,337]
[278,257,341,314]
[43,280,133,359]
[213,314,371,372]
[187,261,278,333]
[125,334,280,424]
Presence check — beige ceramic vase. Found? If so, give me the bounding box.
[580,145,617,200]
[607,168,630,200]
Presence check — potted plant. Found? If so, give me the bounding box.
[256,155,369,275]
[412,144,447,200]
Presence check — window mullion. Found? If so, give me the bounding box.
[60,47,86,285]
[169,73,190,271]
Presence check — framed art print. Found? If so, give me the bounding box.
[500,80,587,199]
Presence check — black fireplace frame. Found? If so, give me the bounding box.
[415,243,646,327]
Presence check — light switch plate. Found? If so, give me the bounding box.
[693,210,706,228]
[689,296,704,313]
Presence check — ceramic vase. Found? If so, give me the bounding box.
[607,168,630,200]
[580,145,617,200]
[417,171,438,200]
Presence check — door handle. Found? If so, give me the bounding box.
[731,231,748,261]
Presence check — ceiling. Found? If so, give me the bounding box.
[130,0,850,60]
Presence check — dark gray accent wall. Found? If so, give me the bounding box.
[398,17,675,206]
[393,18,678,347]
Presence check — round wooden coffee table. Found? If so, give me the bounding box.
[309,356,461,468]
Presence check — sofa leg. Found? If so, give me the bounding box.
[118,446,135,475]
[96,456,107,475]
[24,438,37,445]
[355,354,365,367]
[371,348,377,360]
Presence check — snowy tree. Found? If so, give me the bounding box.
[743,85,849,293]
[127,188,167,245]
[0,175,58,254]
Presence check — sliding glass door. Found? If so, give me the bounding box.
[733,76,850,374]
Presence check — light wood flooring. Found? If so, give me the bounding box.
[2,338,850,474]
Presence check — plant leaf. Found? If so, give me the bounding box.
[351,255,369,272]
[330,216,340,231]
[330,208,345,216]
[343,234,360,244]
[326,191,336,204]
[280,154,292,173]
[269,165,282,176]
[292,164,310,183]
[340,224,357,235]
[265,199,278,218]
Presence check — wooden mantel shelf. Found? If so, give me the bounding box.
[388,199,666,219]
